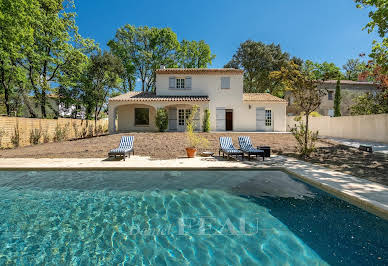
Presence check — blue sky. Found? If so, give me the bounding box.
[74,0,378,69]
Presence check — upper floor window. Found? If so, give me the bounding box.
[169,77,192,89]
[328,91,333,100]
[176,78,185,89]
[221,77,230,89]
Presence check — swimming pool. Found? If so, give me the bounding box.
[0,170,386,265]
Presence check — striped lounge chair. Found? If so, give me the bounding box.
[219,137,244,160]
[238,136,265,161]
[108,136,134,161]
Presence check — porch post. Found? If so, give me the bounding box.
[108,102,117,134]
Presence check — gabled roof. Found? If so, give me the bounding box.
[155,68,243,75]
[243,93,287,103]
[109,92,209,102]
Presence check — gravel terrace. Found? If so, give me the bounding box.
[0,132,387,186]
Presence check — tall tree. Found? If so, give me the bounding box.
[343,59,367,80]
[271,62,326,156]
[355,0,388,73]
[79,51,124,128]
[224,40,291,94]
[108,25,179,92]
[19,0,94,118]
[176,40,215,68]
[334,80,342,117]
[302,60,343,80]
[0,0,37,116]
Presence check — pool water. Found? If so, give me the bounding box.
[0,170,387,265]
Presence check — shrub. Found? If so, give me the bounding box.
[0,129,6,148]
[53,124,68,142]
[155,108,168,132]
[96,125,104,135]
[80,125,88,138]
[42,130,50,143]
[290,116,318,157]
[203,109,210,132]
[72,122,80,138]
[310,111,321,117]
[10,124,20,148]
[29,128,42,145]
[186,105,209,149]
[87,124,94,137]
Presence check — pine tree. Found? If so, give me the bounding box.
[334,80,342,117]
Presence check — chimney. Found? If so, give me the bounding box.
[160,65,166,70]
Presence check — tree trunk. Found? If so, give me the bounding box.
[0,62,11,116]
[4,84,10,116]
[41,90,47,118]
[305,113,309,156]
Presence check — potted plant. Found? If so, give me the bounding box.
[185,105,208,158]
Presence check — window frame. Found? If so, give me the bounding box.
[265,109,272,127]
[221,77,231,89]
[176,78,185,89]
[328,91,333,100]
[134,108,150,126]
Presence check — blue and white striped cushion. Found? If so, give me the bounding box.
[238,136,263,153]
[110,136,134,154]
[219,137,242,154]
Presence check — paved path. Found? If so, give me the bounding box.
[326,137,388,154]
[0,156,387,220]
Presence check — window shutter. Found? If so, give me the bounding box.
[185,77,192,89]
[169,77,176,88]
[221,77,230,89]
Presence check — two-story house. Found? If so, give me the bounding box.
[108,68,287,133]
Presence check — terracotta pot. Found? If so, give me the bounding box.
[185,147,197,158]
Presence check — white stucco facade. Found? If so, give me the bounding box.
[108,68,287,133]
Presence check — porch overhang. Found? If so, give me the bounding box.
[109,92,209,103]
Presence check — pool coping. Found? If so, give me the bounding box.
[0,157,387,220]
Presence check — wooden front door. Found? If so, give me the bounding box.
[225,110,233,131]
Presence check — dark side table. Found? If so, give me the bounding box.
[257,146,271,157]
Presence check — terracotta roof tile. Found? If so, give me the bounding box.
[243,93,287,103]
[109,92,209,102]
[155,68,243,75]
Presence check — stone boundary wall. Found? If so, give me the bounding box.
[287,114,388,143]
[0,117,108,148]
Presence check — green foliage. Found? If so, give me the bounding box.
[10,124,20,147]
[272,62,325,156]
[355,0,388,73]
[176,40,215,68]
[42,130,50,143]
[290,116,319,157]
[350,91,388,115]
[155,108,168,132]
[186,105,208,149]
[0,0,37,116]
[79,51,124,126]
[108,25,180,92]
[302,60,343,80]
[0,128,6,148]
[29,127,42,145]
[53,124,68,142]
[21,0,96,118]
[224,40,291,96]
[203,109,210,132]
[334,80,342,117]
[342,59,367,80]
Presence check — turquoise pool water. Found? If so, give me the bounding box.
[0,170,387,265]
